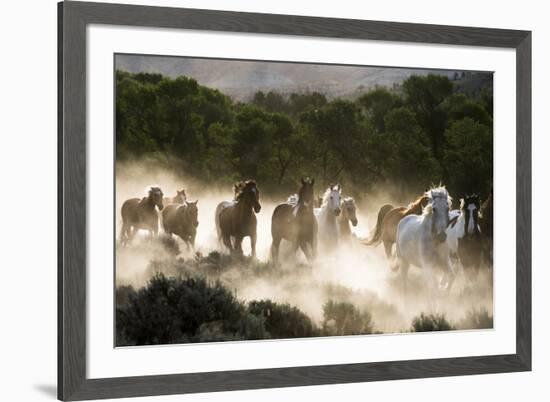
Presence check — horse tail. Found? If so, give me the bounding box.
[362,204,393,246]
[390,242,401,272]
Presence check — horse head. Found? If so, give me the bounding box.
[342,197,358,226]
[323,184,342,216]
[461,193,481,236]
[186,200,199,227]
[148,186,164,210]
[236,180,261,213]
[175,189,187,204]
[426,187,451,243]
[298,177,315,209]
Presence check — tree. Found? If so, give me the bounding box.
[442,93,492,127]
[442,118,493,197]
[358,88,401,133]
[232,106,276,184]
[288,92,327,115]
[382,107,442,194]
[403,74,453,158]
[270,113,297,186]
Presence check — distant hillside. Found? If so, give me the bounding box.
[115,55,491,101]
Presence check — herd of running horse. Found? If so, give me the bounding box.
[119,177,493,293]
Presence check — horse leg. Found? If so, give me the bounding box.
[222,234,232,253]
[128,226,137,243]
[444,256,456,292]
[119,222,128,246]
[300,242,314,261]
[250,233,257,259]
[271,236,281,264]
[424,264,439,313]
[234,235,244,257]
[311,235,318,260]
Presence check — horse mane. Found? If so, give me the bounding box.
[233,179,258,203]
[422,186,452,215]
[405,194,428,213]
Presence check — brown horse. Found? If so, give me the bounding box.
[163,189,186,205]
[338,197,358,242]
[215,180,261,257]
[362,194,429,258]
[271,177,317,263]
[119,186,164,245]
[162,201,199,249]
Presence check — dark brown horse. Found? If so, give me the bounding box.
[162,201,199,249]
[163,189,186,205]
[338,197,358,242]
[215,180,261,257]
[362,194,429,258]
[455,194,483,278]
[271,177,317,263]
[119,186,164,245]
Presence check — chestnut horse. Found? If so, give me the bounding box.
[162,201,199,250]
[362,193,429,259]
[271,177,317,263]
[215,180,261,257]
[119,186,164,245]
[163,189,186,205]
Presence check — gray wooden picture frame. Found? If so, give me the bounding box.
[58,1,532,400]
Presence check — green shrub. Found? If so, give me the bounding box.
[322,300,374,336]
[458,308,493,330]
[411,313,453,332]
[248,300,318,339]
[116,273,247,345]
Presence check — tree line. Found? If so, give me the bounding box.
[116,70,493,201]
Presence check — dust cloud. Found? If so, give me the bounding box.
[115,161,493,333]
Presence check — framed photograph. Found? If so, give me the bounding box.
[58,1,531,400]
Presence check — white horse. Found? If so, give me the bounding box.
[314,184,342,252]
[393,187,455,302]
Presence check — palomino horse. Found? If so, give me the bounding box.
[163,189,186,205]
[162,201,199,250]
[479,190,493,266]
[446,194,482,278]
[363,193,429,259]
[314,184,342,252]
[393,187,455,299]
[215,180,261,257]
[119,186,164,245]
[271,177,317,263]
[338,197,358,242]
